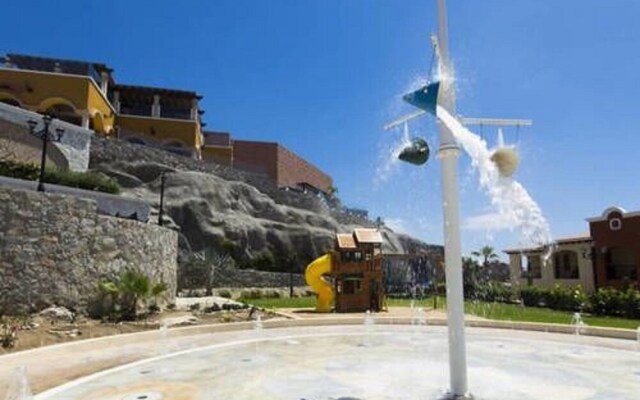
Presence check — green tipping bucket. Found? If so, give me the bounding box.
[398,137,430,166]
[402,81,440,115]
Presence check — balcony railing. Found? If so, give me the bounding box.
[160,108,191,120]
[119,105,152,117]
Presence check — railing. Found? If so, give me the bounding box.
[160,108,191,120]
[119,105,152,117]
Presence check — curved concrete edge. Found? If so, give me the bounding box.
[1,315,636,362]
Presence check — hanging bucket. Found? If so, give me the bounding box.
[402,81,441,115]
[398,137,430,166]
[490,147,519,177]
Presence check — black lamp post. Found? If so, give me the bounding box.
[158,171,168,226]
[27,115,64,192]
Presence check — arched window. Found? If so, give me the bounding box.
[554,250,579,279]
[44,103,82,126]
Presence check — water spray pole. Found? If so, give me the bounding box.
[435,0,469,397]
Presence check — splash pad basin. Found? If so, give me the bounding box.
[33,323,640,400]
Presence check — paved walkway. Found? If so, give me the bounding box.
[0,308,635,398]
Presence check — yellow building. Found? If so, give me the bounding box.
[201,131,233,166]
[0,54,205,158]
[111,84,203,158]
[0,54,116,134]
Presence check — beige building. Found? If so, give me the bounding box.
[505,235,595,292]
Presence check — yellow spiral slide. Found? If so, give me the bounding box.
[304,253,334,312]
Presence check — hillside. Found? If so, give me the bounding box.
[90,138,440,275]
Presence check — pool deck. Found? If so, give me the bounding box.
[0,307,637,397]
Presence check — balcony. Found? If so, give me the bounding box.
[119,104,152,117]
[160,107,191,120]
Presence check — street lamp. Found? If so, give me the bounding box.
[27,115,64,192]
[158,171,171,226]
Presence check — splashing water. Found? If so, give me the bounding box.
[375,122,413,185]
[435,105,551,247]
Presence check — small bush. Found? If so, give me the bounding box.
[520,286,547,307]
[203,303,221,313]
[474,283,513,303]
[0,160,121,194]
[587,287,640,319]
[189,303,201,312]
[545,285,587,312]
[218,289,232,299]
[147,304,161,314]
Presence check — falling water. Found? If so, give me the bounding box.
[158,322,169,357]
[375,122,413,185]
[435,105,551,247]
[253,315,263,360]
[361,310,375,347]
[4,366,32,400]
[571,312,586,337]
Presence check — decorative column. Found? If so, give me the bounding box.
[81,113,90,129]
[100,71,109,94]
[190,98,199,121]
[113,91,121,113]
[152,95,161,117]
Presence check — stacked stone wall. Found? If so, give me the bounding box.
[0,187,178,314]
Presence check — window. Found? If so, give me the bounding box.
[354,252,362,261]
[341,252,353,262]
[342,274,363,294]
[525,255,542,279]
[554,251,579,279]
[609,218,622,231]
[605,247,638,280]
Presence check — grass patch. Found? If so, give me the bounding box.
[0,160,120,194]
[240,295,640,330]
[240,296,317,309]
[461,300,640,330]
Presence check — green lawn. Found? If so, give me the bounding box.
[242,295,640,330]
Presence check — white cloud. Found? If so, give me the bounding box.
[463,212,514,232]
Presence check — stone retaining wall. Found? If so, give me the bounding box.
[0,187,178,314]
[0,102,91,172]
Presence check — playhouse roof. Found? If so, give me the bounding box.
[354,228,383,244]
[336,233,357,249]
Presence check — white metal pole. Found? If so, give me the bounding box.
[436,0,469,397]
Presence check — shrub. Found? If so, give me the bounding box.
[218,289,232,299]
[474,283,513,303]
[93,270,168,321]
[587,287,640,318]
[0,160,121,194]
[189,303,201,312]
[520,286,547,307]
[545,285,587,312]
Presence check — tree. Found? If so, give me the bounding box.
[196,240,236,296]
[471,246,499,284]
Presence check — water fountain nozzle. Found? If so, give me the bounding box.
[402,81,441,116]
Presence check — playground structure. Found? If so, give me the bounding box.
[305,228,385,313]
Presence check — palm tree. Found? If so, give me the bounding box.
[99,270,168,320]
[471,246,499,284]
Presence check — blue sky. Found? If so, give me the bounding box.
[3,1,639,257]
